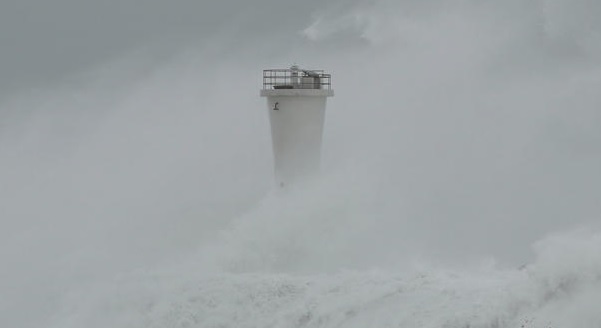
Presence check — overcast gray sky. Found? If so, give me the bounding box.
[2,0,600,96]
[0,0,336,98]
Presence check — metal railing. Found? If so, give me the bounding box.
[262,69,332,90]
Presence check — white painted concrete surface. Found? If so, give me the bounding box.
[261,89,334,186]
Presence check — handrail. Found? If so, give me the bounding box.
[262,69,332,90]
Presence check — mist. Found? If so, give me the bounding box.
[1,0,601,327]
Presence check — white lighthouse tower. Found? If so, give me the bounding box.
[260,66,334,187]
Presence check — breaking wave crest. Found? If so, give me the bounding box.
[49,219,601,328]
